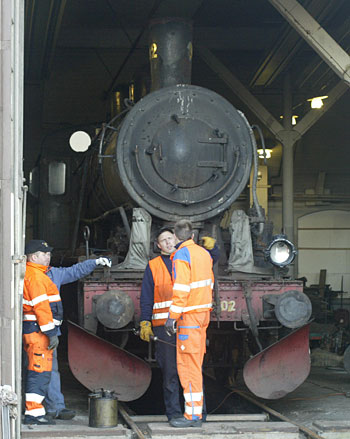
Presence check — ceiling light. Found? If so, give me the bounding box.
[279,115,299,125]
[257,148,272,159]
[307,96,328,109]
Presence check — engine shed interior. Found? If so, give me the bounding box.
[1,0,350,437]
[24,0,350,290]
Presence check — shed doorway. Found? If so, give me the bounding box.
[297,210,350,297]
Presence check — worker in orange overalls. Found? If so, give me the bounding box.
[22,240,59,425]
[22,239,111,424]
[165,219,215,428]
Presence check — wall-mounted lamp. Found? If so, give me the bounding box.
[257,148,272,159]
[279,115,299,125]
[69,131,91,152]
[307,96,328,109]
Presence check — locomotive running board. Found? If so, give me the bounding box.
[243,323,311,399]
[67,321,152,401]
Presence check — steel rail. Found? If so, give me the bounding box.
[231,388,326,439]
[118,402,148,439]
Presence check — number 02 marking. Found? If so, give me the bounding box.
[220,300,236,312]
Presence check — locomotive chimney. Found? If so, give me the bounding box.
[148,18,193,91]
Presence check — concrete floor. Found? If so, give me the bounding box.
[265,366,350,438]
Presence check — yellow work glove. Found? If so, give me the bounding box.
[139,320,154,342]
[201,236,216,250]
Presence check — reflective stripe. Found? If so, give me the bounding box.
[53,319,62,326]
[183,303,212,313]
[185,405,202,415]
[23,294,49,307]
[26,393,45,403]
[153,300,172,310]
[152,313,169,320]
[23,314,37,321]
[184,392,203,402]
[190,279,213,289]
[48,294,61,302]
[169,304,184,314]
[40,322,55,332]
[179,325,200,329]
[173,283,191,293]
[170,302,212,314]
[25,407,45,417]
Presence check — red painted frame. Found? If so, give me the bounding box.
[81,279,303,326]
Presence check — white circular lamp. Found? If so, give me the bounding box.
[69,131,91,152]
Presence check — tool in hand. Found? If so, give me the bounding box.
[133,329,176,347]
[150,335,176,347]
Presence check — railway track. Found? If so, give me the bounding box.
[118,371,348,439]
[118,394,326,439]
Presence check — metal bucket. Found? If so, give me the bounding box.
[88,389,118,428]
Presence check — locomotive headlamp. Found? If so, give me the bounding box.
[265,235,297,267]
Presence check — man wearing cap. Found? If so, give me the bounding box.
[139,227,182,421]
[23,239,111,424]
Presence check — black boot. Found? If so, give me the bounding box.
[46,408,76,420]
[169,416,202,428]
[57,409,76,420]
[23,415,56,425]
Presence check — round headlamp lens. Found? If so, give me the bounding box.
[270,241,291,265]
[265,235,297,267]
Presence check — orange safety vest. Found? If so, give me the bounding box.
[149,256,173,327]
[169,239,213,320]
[23,262,58,333]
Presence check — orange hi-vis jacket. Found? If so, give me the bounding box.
[149,256,174,327]
[169,239,213,320]
[23,262,58,336]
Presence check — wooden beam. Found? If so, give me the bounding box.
[268,0,350,85]
[197,46,284,136]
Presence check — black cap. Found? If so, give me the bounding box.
[156,226,174,239]
[25,239,53,254]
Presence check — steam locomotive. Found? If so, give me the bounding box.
[31,18,312,401]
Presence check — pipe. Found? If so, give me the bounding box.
[148,18,193,91]
[282,72,294,243]
[13,1,25,437]
[118,206,131,239]
[250,125,265,235]
[243,283,263,352]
